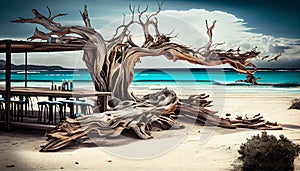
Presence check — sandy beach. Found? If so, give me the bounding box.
[0,87,299,171]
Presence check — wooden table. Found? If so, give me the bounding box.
[0,87,110,98]
[0,87,111,130]
[4,87,111,110]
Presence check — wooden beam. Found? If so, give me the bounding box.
[25,52,28,87]
[10,122,56,131]
[0,40,96,53]
[4,40,12,131]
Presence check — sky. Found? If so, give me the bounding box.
[0,0,299,69]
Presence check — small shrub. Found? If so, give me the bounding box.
[289,98,300,109]
[231,159,243,171]
[237,131,300,171]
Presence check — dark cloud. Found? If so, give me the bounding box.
[254,59,300,68]
[1,0,299,39]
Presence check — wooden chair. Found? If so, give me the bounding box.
[0,98,4,120]
[10,99,27,122]
[37,101,64,125]
[59,99,93,118]
[73,100,93,117]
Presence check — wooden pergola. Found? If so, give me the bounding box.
[0,39,95,131]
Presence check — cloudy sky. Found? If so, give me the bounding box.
[0,0,299,68]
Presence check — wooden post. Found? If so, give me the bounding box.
[25,52,28,87]
[4,40,12,131]
[103,95,107,111]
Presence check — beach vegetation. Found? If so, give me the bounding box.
[234,131,300,171]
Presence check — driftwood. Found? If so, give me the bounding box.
[226,113,282,130]
[40,88,282,152]
[12,4,281,108]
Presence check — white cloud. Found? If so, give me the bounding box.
[156,9,300,68]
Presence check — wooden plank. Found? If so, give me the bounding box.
[104,95,108,111]
[0,87,111,98]
[0,40,96,53]
[10,122,56,131]
[1,121,55,131]
[25,52,28,87]
[5,40,12,131]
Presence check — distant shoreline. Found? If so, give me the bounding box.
[2,79,300,88]
[1,59,300,71]
[0,68,300,72]
[1,69,299,87]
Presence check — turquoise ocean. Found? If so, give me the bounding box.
[1,68,299,94]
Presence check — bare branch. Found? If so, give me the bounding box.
[27,27,50,41]
[268,53,282,62]
[204,20,216,51]
[49,13,68,21]
[173,33,179,38]
[137,4,164,47]
[129,4,134,13]
[44,6,67,21]
[129,4,135,21]
[122,13,126,25]
[152,17,160,36]
[107,16,137,45]
[46,6,51,19]
[148,2,163,19]
[12,17,37,23]
[127,35,138,47]
[137,5,148,25]
[261,55,270,60]
[165,29,175,37]
[80,5,91,27]
[138,5,148,15]
[27,27,69,41]
[12,8,68,32]
[212,42,225,48]
[196,47,205,53]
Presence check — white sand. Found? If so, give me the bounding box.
[0,87,299,171]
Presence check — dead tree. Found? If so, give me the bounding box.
[12,5,283,152]
[11,4,273,107]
